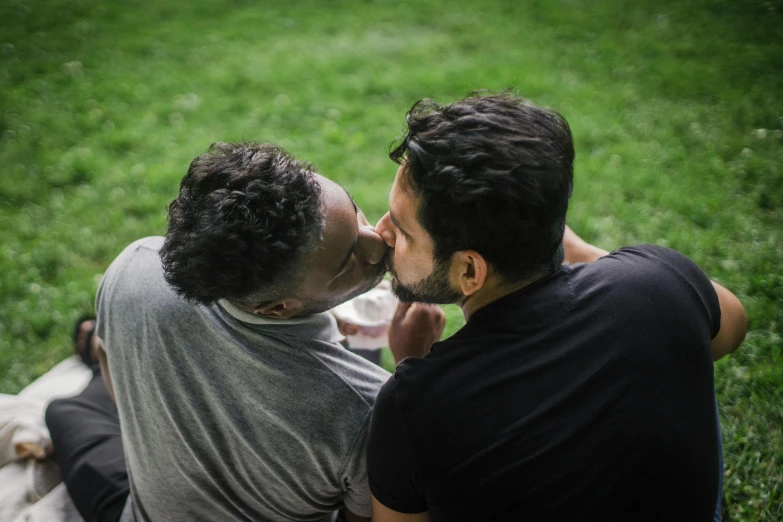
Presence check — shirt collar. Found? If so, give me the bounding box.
[217,299,343,344]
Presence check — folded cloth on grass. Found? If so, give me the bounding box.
[0,356,92,522]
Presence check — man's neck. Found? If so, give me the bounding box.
[458,272,548,322]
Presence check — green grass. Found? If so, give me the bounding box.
[1,0,781,518]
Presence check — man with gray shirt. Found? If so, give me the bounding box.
[45,143,445,522]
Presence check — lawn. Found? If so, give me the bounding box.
[1,0,781,518]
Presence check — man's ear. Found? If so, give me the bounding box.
[248,298,303,319]
[450,250,488,297]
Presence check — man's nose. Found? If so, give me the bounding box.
[358,225,388,266]
[375,212,395,248]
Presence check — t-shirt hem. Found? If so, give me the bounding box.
[369,483,428,514]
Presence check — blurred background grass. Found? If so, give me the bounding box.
[1,0,781,518]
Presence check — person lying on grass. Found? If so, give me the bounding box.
[368,92,747,522]
[45,142,445,522]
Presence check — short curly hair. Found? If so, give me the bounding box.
[160,142,324,305]
[390,91,574,282]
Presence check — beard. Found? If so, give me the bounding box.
[387,255,462,304]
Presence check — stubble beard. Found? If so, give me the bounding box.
[387,254,461,304]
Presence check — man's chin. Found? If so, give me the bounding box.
[388,277,418,303]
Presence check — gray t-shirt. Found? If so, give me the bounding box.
[96,237,390,521]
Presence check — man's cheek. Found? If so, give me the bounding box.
[396,252,410,277]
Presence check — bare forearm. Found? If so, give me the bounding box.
[95,339,117,404]
[710,281,747,360]
[371,495,432,522]
[563,225,609,264]
[343,507,371,522]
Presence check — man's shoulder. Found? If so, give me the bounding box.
[103,236,165,279]
[569,243,719,339]
[574,243,705,290]
[306,343,391,409]
[132,235,165,251]
[374,351,442,412]
[598,243,695,270]
[96,236,176,315]
[117,236,165,263]
[219,300,390,406]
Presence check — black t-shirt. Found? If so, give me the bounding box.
[368,245,722,522]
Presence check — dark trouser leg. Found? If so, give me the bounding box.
[45,372,129,522]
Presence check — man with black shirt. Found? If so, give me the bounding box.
[368,93,747,521]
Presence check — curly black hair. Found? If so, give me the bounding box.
[390,91,574,282]
[160,142,324,305]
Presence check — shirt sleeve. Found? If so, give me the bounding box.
[94,269,111,345]
[367,376,428,514]
[94,246,123,347]
[610,244,721,339]
[94,237,162,350]
[339,410,374,518]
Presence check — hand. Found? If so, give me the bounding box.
[388,302,446,363]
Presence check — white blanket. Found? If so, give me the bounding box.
[0,356,93,522]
